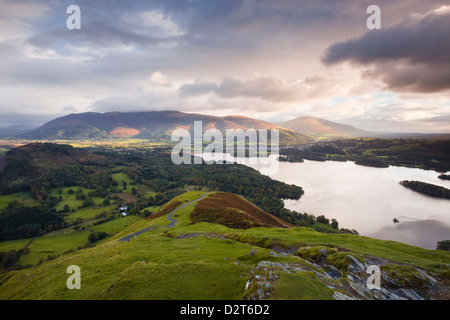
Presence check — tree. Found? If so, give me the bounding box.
[331,218,339,230]
[88,231,98,243]
[63,204,71,213]
[103,199,111,206]
[88,231,108,244]
[317,215,330,225]
[437,240,450,251]
[131,187,138,195]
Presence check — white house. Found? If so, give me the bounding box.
[119,205,128,217]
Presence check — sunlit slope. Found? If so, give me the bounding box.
[0,191,449,300]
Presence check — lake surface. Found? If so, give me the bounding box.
[204,153,450,249]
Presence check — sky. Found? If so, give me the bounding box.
[0,0,450,133]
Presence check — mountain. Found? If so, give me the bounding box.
[276,116,371,139]
[20,111,313,144]
[0,124,39,137]
[276,116,450,139]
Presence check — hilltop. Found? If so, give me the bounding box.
[0,143,108,197]
[18,111,313,145]
[189,192,293,229]
[276,116,370,139]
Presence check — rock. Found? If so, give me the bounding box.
[314,270,332,280]
[268,251,277,257]
[417,269,438,286]
[333,291,356,300]
[327,265,342,279]
[248,249,256,256]
[318,248,328,256]
[348,255,365,271]
[268,271,279,281]
[251,289,267,300]
[396,288,423,300]
[258,281,272,289]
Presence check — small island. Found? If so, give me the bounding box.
[355,157,389,168]
[400,180,450,199]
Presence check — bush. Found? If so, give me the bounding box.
[88,231,108,243]
[437,240,450,251]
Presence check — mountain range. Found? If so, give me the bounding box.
[3,111,447,142]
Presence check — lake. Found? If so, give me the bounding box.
[204,153,450,249]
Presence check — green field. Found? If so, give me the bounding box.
[0,215,143,266]
[0,192,39,210]
[0,191,449,300]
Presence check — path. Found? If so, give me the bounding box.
[118,192,210,242]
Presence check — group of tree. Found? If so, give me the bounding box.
[400,180,450,199]
[0,206,66,241]
[87,230,108,243]
[279,139,450,172]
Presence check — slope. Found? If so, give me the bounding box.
[190,192,293,229]
[0,191,449,300]
[19,111,313,145]
[276,116,370,139]
[0,142,109,199]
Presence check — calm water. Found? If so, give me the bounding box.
[205,153,450,249]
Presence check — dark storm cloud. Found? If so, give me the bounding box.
[323,8,450,93]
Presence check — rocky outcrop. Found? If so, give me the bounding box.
[243,248,449,300]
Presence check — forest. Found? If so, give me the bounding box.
[279,138,450,172]
[0,206,65,240]
[400,180,450,199]
[0,143,355,245]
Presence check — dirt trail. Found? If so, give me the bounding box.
[118,192,211,242]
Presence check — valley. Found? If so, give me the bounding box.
[0,141,449,300]
[0,112,449,301]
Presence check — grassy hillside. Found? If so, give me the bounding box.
[0,191,449,300]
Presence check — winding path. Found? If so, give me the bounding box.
[118,192,210,242]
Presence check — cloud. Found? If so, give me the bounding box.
[322,6,450,93]
[149,71,171,87]
[180,76,306,103]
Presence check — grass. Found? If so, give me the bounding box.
[0,192,39,210]
[270,271,334,300]
[0,215,143,266]
[230,227,450,272]
[0,233,265,299]
[0,190,449,300]
[111,172,135,189]
[64,205,115,222]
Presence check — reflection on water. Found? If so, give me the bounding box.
[238,156,450,249]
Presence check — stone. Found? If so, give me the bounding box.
[327,265,342,279]
[348,255,365,271]
[333,291,356,300]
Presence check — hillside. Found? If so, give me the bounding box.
[19,111,313,145]
[276,116,371,139]
[0,191,449,301]
[190,192,294,229]
[0,124,39,138]
[0,143,108,197]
